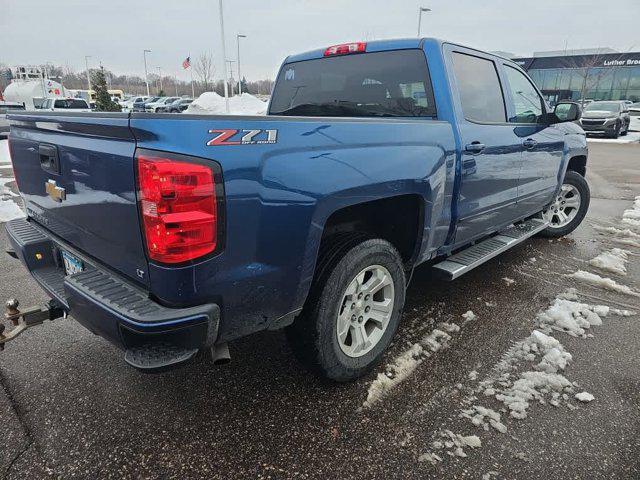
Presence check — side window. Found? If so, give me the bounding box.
[451,52,506,123]
[503,65,544,123]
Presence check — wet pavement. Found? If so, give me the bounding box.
[0,142,638,479]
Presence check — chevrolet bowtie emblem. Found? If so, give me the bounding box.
[45,180,66,202]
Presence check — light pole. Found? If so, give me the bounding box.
[218,0,230,112]
[156,66,163,94]
[143,49,151,96]
[236,34,246,95]
[417,7,431,37]
[84,55,92,93]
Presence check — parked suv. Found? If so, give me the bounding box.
[580,100,630,138]
[161,98,193,113]
[145,97,180,113]
[133,96,160,112]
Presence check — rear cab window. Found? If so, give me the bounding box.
[270,49,436,118]
[450,51,506,123]
[54,99,89,109]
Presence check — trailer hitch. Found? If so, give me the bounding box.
[0,299,66,350]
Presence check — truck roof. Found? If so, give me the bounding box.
[284,37,516,65]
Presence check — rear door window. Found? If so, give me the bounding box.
[451,52,506,123]
[270,49,436,117]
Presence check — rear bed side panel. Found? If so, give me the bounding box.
[8,112,149,286]
[130,114,455,341]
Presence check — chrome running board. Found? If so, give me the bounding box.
[432,218,548,280]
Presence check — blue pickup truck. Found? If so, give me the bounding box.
[2,38,589,381]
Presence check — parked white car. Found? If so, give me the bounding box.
[145,97,180,113]
[40,98,92,112]
[121,95,149,113]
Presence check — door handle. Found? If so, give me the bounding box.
[523,138,537,149]
[464,142,485,154]
[39,144,60,175]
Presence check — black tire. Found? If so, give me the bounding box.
[286,237,406,382]
[539,170,590,238]
[610,122,621,139]
[620,122,628,136]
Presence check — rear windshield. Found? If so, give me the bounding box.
[54,99,88,109]
[270,49,436,117]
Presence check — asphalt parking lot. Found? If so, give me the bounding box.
[0,141,639,480]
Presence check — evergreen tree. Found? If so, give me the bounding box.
[91,67,120,112]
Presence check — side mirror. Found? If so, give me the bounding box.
[553,102,581,123]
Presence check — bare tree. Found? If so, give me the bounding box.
[566,49,629,107]
[194,52,215,92]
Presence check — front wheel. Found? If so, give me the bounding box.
[286,238,406,382]
[539,170,590,238]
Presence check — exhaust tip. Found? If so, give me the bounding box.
[210,342,231,365]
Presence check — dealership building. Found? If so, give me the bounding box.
[511,48,640,105]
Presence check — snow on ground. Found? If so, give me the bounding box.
[569,270,639,297]
[587,131,640,144]
[363,322,460,408]
[588,248,629,276]
[575,391,595,403]
[185,92,267,115]
[621,196,640,228]
[417,287,635,466]
[0,177,24,222]
[593,225,640,248]
[0,140,10,164]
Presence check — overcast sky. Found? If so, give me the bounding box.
[1,0,638,82]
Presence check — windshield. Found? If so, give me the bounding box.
[54,99,88,109]
[584,101,620,113]
[270,49,436,117]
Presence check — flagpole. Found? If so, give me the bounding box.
[189,53,195,98]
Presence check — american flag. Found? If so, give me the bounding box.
[182,56,191,69]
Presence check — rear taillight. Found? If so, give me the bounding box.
[136,151,222,264]
[324,42,366,57]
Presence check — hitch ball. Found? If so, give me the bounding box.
[5,299,20,326]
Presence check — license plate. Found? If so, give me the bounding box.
[61,250,84,276]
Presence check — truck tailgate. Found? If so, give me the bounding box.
[8,112,148,286]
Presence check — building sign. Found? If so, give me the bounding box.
[513,52,640,70]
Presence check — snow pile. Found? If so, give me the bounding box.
[363,322,459,408]
[461,405,507,433]
[185,92,267,115]
[419,430,481,464]
[575,391,595,403]
[569,270,639,297]
[461,310,477,324]
[622,196,640,227]
[0,177,24,223]
[589,248,628,275]
[536,298,605,337]
[0,140,10,164]
[502,277,515,286]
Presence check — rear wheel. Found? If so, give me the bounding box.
[286,238,406,381]
[539,170,590,238]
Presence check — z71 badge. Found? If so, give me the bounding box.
[207,129,278,146]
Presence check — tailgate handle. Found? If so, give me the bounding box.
[39,144,60,175]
